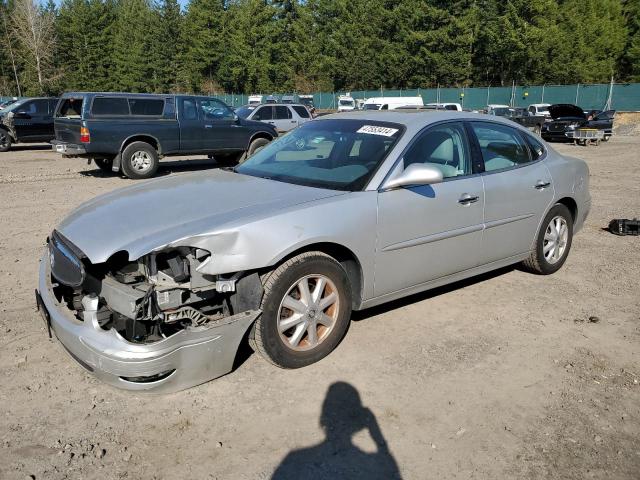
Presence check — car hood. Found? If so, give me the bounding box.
[56,169,342,263]
[549,104,585,120]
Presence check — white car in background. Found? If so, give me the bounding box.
[528,103,552,118]
[425,102,462,111]
[235,103,312,132]
[248,95,263,106]
[362,96,423,110]
[338,95,356,112]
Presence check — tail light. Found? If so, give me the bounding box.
[80,126,90,143]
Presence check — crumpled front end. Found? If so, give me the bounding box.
[36,231,262,393]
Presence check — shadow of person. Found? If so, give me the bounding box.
[272,382,401,480]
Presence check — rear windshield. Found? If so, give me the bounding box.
[56,98,84,118]
[92,97,130,116]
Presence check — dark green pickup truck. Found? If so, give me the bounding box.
[51,92,278,179]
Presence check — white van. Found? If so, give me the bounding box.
[425,102,462,111]
[528,103,551,118]
[338,95,356,112]
[362,96,423,111]
[248,95,263,106]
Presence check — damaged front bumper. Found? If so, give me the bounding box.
[37,253,259,393]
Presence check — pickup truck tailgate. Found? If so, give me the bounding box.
[54,118,82,143]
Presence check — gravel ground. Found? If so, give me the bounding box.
[0,137,638,480]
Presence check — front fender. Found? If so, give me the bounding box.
[170,191,378,300]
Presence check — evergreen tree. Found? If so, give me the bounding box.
[179,0,225,93]
[56,0,115,91]
[148,0,182,92]
[110,0,154,92]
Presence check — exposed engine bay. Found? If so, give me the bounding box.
[50,234,262,344]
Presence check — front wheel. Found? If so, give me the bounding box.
[0,129,12,152]
[237,137,271,164]
[522,204,573,274]
[252,252,352,369]
[121,142,159,179]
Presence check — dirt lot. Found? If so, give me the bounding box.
[1,137,639,480]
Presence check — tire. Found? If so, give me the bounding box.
[0,129,12,152]
[602,135,611,142]
[237,137,271,164]
[522,204,573,275]
[252,251,352,369]
[121,141,159,179]
[93,158,113,173]
[215,152,243,166]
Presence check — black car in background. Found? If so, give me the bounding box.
[0,97,59,152]
[541,104,615,142]
[51,92,278,179]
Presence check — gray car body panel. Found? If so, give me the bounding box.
[40,111,591,392]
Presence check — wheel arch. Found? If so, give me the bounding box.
[247,131,274,150]
[0,125,15,141]
[556,196,578,223]
[267,242,364,310]
[120,134,162,155]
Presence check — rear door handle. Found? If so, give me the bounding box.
[458,193,479,205]
[204,124,212,129]
[534,180,551,190]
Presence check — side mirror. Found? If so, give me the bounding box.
[383,163,444,190]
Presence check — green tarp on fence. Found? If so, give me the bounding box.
[206,83,640,111]
[3,83,639,111]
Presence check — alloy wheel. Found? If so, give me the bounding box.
[277,274,340,352]
[543,215,569,264]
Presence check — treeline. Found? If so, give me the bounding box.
[0,0,639,97]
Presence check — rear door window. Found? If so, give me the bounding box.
[292,105,310,118]
[274,106,291,119]
[91,97,130,116]
[129,98,165,116]
[470,122,531,172]
[253,106,273,121]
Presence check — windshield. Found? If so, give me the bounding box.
[300,98,314,107]
[235,119,403,191]
[1,99,27,113]
[339,99,354,106]
[235,105,255,118]
[492,108,512,116]
[362,104,380,110]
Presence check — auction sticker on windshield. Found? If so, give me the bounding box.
[356,125,399,137]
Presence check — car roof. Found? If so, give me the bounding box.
[316,110,529,136]
[253,103,306,107]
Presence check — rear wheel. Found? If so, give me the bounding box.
[522,204,573,275]
[237,137,271,164]
[0,129,12,152]
[121,142,159,179]
[252,252,352,369]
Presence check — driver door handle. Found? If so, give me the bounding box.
[458,193,479,205]
[534,180,551,190]
[204,124,212,129]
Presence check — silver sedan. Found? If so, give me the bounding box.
[37,111,591,392]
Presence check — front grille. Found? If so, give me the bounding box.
[49,230,86,287]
